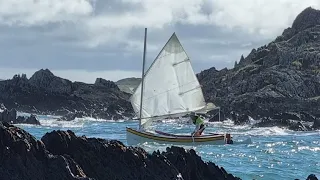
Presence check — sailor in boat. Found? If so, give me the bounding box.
[190,112,205,136]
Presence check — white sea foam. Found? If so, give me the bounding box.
[15,113,131,129]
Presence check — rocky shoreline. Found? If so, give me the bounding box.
[0,69,134,121]
[0,122,317,180]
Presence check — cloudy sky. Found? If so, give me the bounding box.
[0,0,320,83]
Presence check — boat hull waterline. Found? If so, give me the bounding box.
[126,127,233,146]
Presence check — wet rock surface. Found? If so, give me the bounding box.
[306,174,319,180]
[0,122,91,180]
[0,104,40,125]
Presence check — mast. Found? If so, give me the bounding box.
[139,28,147,130]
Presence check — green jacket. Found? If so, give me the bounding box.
[193,116,204,125]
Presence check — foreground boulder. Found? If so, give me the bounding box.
[41,130,240,180]
[0,122,91,180]
[158,146,238,180]
[306,174,319,180]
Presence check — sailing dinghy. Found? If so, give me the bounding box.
[126,28,235,146]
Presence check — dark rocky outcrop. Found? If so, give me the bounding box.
[95,78,119,89]
[0,122,241,180]
[292,7,320,32]
[306,174,319,180]
[158,146,239,180]
[41,129,241,180]
[0,69,134,121]
[57,111,86,121]
[0,104,40,125]
[312,118,320,129]
[197,7,320,130]
[0,122,91,180]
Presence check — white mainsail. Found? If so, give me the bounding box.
[130,32,214,129]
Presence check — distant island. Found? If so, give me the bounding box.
[0,7,320,131]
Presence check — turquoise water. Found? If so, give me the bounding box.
[16,113,319,180]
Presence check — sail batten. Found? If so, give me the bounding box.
[131,32,209,129]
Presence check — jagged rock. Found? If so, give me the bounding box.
[230,112,250,125]
[292,7,320,32]
[312,118,320,129]
[197,7,320,130]
[29,69,73,94]
[273,112,300,121]
[0,107,41,125]
[94,78,119,89]
[252,116,311,131]
[41,129,240,180]
[306,174,319,180]
[13,114,41,125]
[23,114,41,125]
[0,69,134,120]
[58,111,86,121]
[0,109,16,123]
[0,122,91,180]
[158,146,240,180]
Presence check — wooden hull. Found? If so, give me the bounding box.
[126,127,233,146]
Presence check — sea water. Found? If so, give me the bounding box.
[15,112,319,180]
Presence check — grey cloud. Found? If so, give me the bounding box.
[93,0,142,15]
[0,0,282,76]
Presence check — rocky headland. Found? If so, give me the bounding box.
[0,69,134,122]
[197,7,320,131]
